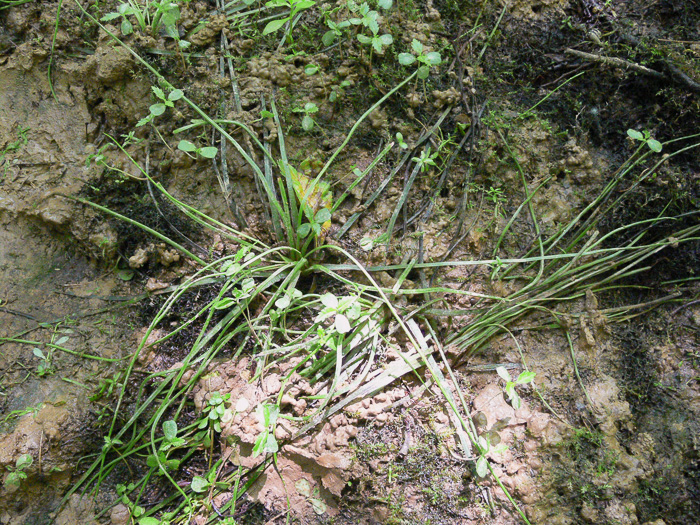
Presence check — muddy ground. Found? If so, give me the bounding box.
[1,0,699,524]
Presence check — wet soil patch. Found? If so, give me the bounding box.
[80,170,203,265]
[613,319,700,524]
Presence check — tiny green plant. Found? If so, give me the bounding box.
[114,483,151,521]
[398,39,442,80]
[137,86,183,128]
[177,139,218,159]
[395,132,408,149]
[316,292,361,335]
[304,64,320,76]
[348,1,379,34]
[322,17,351,47]
[475,433,507,478]
[356,28,393,56]
[298,207,331,239]
[627,129,662,153]
[329,80,352,104]
[32,346,53,376]
[101,0,181,38]
[262,0,316,43]
[1,126,29,179]
[496,367,535,410]
[348,1,393,60]
[252,403,280,457]
[411,146,439,173]
[293,101,319,132]
[295,479,327,515]
[146,420,185,476]
[198,391,232,435]
[190,459,231,494]
[486,186,506,204]
[3,454,32,491]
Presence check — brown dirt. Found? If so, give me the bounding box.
[1,0,699,524]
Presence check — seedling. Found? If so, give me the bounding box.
[146,420,185,475]
[101,0,181,38]
[4,454,32,491]
[32,346,54,376]
[177,139,218,159]
[316,292,361,335]
[475,433,507,478]
[262,0,316,44]
[274,287,303,310]
[114,483,152,520]
[304,64,320,76]
[296,479,327,515]
[411,146,439,173]
[252,403,279,457]
[322,17,351,47]
[329,80,352,104]
[298,207,331,239]
[627,129,662,153]
[347,1,393,60]
[486,186,507,219]
[398,39,442,79]
[348,1,379,34]
[137,86,183,128]
[32,333,69,376]
[190,459,231,497]
[395,132,408,149]
[198,391,232,434]
[356,28,393,56]
[293,102,319,132]
[1,126,29,178]
[496,367,535,410]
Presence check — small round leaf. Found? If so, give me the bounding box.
[425,51,441,65]
[646,139,662,152]
[178,140,196,152]
[627,129,644,141]
[168,89,184,101]
[298,223,312,238]
[335,313,351,334]
[315,208,331,223]
[149,103,166,116]
[359,237,374,251]
[320,293,338,309]
[198,146,218,159]
[190,476,209,493]
[302,115,315,132]
[163,420,177,442]
[398,53,416,66]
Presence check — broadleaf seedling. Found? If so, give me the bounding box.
[252,404,280,457]
[263,0,316,44]
[398,38,442,80]
[3,454,33,491]
[627,128,662,153]
[411,146,439,173]
[496,367,535,410]
[177,139,218,159]
[137,87,183,128]
[292,102,319,132]
[322,18,351,47]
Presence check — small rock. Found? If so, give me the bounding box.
[110,504,130,525]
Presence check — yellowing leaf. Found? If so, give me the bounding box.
[287,165,332,240]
